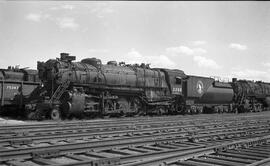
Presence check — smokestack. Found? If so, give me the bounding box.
[60,53,76,62]
[60,53,69,59]
[232,78,237,82]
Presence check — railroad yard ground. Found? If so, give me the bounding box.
[1,111,270,125]
[0,112,270,166]
[0,116,111,125]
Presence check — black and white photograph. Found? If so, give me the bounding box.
[0,1,270,166]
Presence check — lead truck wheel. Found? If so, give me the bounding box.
[27,112,35,120]
[50,109,61,120]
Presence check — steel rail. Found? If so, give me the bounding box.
[247,158,270,166]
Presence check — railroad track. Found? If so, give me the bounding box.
[0,112,270,166]
[123,135,270,166]
[0,120,269,148]
[1,131,269,166]
[1,112,268,132]
[0,115,269,147]
[1,113,268,137]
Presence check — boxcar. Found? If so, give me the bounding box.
[0,67,40,114]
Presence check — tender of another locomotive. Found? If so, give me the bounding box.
[0,67,40,116]
[26,53,270,120]
[183,76,234,114]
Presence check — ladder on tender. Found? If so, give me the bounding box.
[49,80,70,103]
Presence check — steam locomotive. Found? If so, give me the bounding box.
[25,53,270,120]
[0,66,40,116]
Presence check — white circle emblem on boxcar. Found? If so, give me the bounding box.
[196,80,204,94]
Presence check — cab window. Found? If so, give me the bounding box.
[175,77,182,84]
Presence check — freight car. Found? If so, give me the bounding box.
[0,66,40,116]
[26,53,270,120]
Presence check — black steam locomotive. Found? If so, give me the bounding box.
[0,66,40,116]
[25,53,270,120]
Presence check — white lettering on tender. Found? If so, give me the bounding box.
[6,85,19,90]
[173,87,182,93]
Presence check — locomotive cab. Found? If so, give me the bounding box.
[160,69,186,96]
[158,69,187,113]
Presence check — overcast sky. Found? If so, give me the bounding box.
[1,1,270,81]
